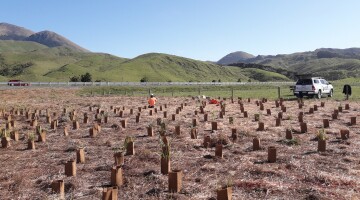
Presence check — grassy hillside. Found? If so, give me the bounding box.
[226,66,291,82]
[0,40,48,52]
[45,53,251,82]
[0,42,291,82]
[251,50,360,80]
[107,53,251,82]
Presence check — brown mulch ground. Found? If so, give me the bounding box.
[0,88,360,200]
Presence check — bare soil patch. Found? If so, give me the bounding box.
[0,88,360,199]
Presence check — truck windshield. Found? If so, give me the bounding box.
[296,79,312,85]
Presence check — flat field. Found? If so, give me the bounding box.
[0,88,359,199]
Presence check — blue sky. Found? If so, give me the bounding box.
[2,0,360,61]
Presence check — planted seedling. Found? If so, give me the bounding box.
[317,128,327,141]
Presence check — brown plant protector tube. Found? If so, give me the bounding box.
[340,129,350,140]
[345,104,350,110]
[51,180,65,199]
[161,157,170,175]
[276,118,281,127]
[147,126,153,137]
[285,129,293,140]
[73,120,79,130]
[168,170,182,193]
[323,119,330,128]
[175,125,181,135]
[268,146,277,163]
[111,166,123,186]
[64,127,68,136]
[267,109,271,115]
[203,135,211,148]
[89,127,98,137]
[190,128,197,139]
[211,121,218,131]
[192,118,197,127]
[114,152,124,166]
[215,144,223,158]
[217,186,232,200]
[253,138,260,151]
[300,122,307,133]
[204,113,208,121]
[38,130,46,142]
[28,140,35,150]
[244,111,248,118]
[65,160,76,177]
[1,137,10,148]
[318,139,326,152]
[126,142,135,155]
[258,122,265,131]
[77,148,85,163]
[338,106,343,112]
[350,117,356,125]
[11,131,19,141]
[121,119,127,128]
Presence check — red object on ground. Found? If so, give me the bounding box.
[210,99,218,104]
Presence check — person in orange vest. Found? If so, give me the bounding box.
[148,94,157,108]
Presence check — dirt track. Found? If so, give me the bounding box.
[0,88,359,199]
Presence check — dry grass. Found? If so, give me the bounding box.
[0,88,360,199]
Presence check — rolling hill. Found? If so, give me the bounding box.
[0,41,256,82]
[219,48,360,80]
[0,22,88,52]
[217,51,255,65]
[0,22,302,82]
[0,23,34,40]
[25,31,89,52]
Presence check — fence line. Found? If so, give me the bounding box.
[1,81,296,87]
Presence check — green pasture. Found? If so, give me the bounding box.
[79,83,360,101]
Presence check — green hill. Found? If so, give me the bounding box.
[0,41,290,82]
[226,66,291,82]
[220,48,360,80]
[45,52,251,82]
[0,40,48,53]
[0,45,261,82]
[250,49,360,80]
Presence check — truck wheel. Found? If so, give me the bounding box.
[328,90,333,97]
[317,90,322,99]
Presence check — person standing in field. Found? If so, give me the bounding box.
[148,94,157,108]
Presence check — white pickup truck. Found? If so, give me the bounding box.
[293,77,334,99]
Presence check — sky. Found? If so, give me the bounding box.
[1,0,360,61]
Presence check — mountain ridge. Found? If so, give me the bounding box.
[217,51,255,65]
[219,48,360,80]
[0,22,89,52]
[0,23,34,40]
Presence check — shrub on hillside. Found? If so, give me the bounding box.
[69,72,92,82]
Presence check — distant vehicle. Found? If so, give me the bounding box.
[7,80,30,86]
[293,77,333,99]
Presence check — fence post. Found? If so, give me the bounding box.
[278,86,281,99]
[149,89,151,96]
[198,88,201,95]
[231,88,234,99]
[172,91,174,97]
